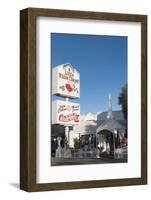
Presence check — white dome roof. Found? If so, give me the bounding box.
[82,112,101,121]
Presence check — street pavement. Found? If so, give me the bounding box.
[51,156,127,166]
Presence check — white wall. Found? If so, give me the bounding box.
[0,0,150,199]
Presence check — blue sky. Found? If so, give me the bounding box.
[51,33,127,115]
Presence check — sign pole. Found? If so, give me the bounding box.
[65,97,70,147]
[52,64,80,150]
[65,126,69,146]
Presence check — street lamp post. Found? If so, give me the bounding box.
[114,130,117,159]
[53,138,57,157]
[95,133,97,148]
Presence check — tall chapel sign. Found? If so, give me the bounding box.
[52,63,80,126]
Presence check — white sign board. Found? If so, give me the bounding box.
[52,100,80,125]
[52,63,80,98]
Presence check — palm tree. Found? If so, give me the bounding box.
[118,84,127,122]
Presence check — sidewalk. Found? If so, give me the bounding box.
[51,156,127,166]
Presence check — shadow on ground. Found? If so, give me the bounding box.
[9,183,19,189]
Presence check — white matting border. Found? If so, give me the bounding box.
[36,17,141,183]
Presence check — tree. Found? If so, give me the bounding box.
[73,138,80,149]
[118,84,127,122]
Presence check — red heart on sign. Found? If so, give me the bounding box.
[65,83,73,92]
